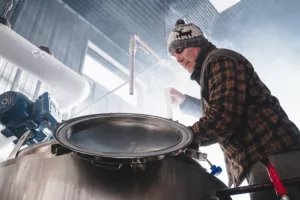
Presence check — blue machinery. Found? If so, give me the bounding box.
[0,91,61,146]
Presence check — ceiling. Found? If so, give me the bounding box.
[62,0,299,60]
[61,0,225,58]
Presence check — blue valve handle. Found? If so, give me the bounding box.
[207,158,222,176]
[210,165,222,176]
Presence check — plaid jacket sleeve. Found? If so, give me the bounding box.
[179,95,202,118]
[190,57,247,146]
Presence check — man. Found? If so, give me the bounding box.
[168,19,300,200]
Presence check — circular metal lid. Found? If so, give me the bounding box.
[54,113,193,159]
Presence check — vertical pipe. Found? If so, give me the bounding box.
[11,68,22,91]
[129,35,136,95]
[1,0,13,18]
[33,80,42,100]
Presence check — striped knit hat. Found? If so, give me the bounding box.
[167,19,208,54]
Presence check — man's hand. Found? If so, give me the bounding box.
[169,88,186,105]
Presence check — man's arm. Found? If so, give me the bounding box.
[190,57,247,146]
[179,95,202,118]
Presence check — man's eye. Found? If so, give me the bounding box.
[175,48,184,54]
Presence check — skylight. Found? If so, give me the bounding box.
[82,55,137,107]
[209,0,241,13]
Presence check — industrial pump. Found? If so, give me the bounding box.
[0,91,61,145]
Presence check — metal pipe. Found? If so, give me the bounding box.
[129,35,136,95]
[134,35,162,61]
[2,0,13,18]
[11,68,22,91]
[33,80,42,100]
[216,178,300,198]
[128,34,163,96]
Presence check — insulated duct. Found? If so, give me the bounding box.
[0,24,90,111]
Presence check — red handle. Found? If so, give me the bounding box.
[259,156,288,196]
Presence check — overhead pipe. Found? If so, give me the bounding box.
[0,23,90,111]
[129,34,163,95]
[129,35,136,95]
[134,35,163,61]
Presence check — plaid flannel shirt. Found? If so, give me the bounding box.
[190,43,300,187]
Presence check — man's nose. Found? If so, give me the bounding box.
[174,54,183,63]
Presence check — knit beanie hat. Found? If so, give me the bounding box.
[167,19,208,55]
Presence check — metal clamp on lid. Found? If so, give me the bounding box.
[185,148,222,176]
[185,148,207,161]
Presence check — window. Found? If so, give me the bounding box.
[0,58,17,93]
[82,45,137,107]
[209,0,241,13]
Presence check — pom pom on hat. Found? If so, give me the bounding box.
[175,19,185,26]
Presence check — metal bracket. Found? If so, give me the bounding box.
[51,143,72,156]
[185,148,207,161]
[7,130,30,159]
[91,161,123,170]
[131,158,146,170]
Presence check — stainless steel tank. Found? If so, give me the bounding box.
[0,114,229,200]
